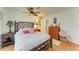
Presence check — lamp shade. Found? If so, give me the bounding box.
[6,21,13,26]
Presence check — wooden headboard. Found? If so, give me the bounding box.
[14,21,34,33]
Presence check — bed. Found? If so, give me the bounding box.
[14,21,52,51]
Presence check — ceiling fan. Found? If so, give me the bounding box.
[22,7,41,16]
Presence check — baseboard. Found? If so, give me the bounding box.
[70,40,79,45]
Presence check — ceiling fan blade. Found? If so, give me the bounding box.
[35,12,41,13]
[33,13,38,16]
[27,7,34,12]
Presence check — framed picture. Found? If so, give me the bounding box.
[53,17,57,24]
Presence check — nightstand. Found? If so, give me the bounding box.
[1,32,14,47]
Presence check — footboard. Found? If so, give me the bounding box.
[30,37,52,51]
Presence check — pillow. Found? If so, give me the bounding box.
[18,29,23,34]
[23,28,36,33]
[18,28,36,34]
[22,29,30,34]
[29,28,36,33]
[17,28,29,34]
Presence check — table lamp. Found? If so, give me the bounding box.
[6,21,13,33]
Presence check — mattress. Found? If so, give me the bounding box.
[14,32,50,51]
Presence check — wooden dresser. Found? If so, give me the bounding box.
[48,26,60,40]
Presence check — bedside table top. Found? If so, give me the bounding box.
[2,32,14,38]
[2,32,14,35]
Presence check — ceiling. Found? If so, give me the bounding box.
[6,7,75,16]
[41,7,75,15]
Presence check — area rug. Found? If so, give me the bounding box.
[52,39,61,46]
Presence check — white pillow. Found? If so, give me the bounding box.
[18,29,23,34]
[29,28,35,33]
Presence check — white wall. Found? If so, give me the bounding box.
[42,8,79,44]
[0,8,39,35]
[0,20,2,36]
[0,8,5,36]
[0,8,5,47]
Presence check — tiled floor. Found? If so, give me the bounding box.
[0,39,79,51]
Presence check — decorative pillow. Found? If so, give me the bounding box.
[29,28,36,33]
[18,28,36,34]
[23,28,36,33]
[23,29,30,34]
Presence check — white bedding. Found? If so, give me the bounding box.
[14,32,50,51]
